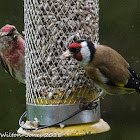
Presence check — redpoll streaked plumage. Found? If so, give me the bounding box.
[0,24,25,84]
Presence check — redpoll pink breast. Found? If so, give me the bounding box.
[0,25,25,84]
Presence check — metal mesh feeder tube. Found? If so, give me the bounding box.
[18,0,110,137]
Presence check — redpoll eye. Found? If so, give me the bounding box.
[5,28,16,37]
[5,32,13,37]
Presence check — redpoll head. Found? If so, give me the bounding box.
[0,24,20,52]
[68,40,96,66]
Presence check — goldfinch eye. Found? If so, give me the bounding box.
[70,47,81,53]
[70,48,76,52]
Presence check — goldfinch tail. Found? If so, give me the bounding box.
[124,68,140,92]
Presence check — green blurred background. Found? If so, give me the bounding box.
[0,0,139,140]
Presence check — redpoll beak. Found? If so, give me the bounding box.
[60,50,72,59]
[14,31,20,38]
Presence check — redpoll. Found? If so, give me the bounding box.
[0,24,25,84]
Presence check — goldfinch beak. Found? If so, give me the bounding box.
[60,50,72,59]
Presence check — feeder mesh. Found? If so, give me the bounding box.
[24,0,99,105]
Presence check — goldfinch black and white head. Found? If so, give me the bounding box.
[68,40,95,66]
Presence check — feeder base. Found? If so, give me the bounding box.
[17,119,110,137]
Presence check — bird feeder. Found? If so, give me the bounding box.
[18,0,110,137]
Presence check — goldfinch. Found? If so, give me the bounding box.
[62,40,140,95]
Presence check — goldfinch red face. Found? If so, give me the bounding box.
[68,42,82,61]
[68,40,95,66]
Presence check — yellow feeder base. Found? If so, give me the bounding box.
[17,119,110,137]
